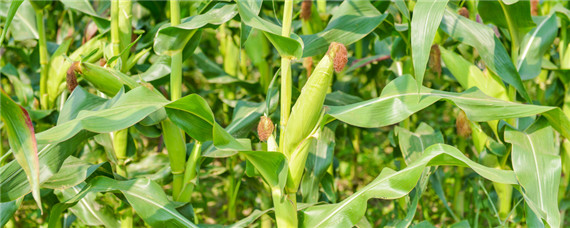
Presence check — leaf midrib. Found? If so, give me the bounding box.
[125,190,198,228]
[526,134,544,210]
[329,91,526,117]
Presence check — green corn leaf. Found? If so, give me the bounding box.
[0,0,24,46]
[302,123,336,203]
[42,156,109,189]
[326,75,570,139]
[240,151,288,189]
[411,0,448,92]
[395,123,444,165]
[0,90,41,210]
[191,48,259,92]
[505,118,561,228]
[54,184,119,227]
[0,131,95,203]
[2,64,33,107]
[165,94,251,152]
[59,0,110,30]
[57,86,109,123]
[394,0,410,21]
[136,55,171,82]
[394,123,444,228]
[478,0,535,48]
[49,177,198,227]
[35,86,169,144]
[1,87,106,202]
[440,46,509,101]
[0,198,22,227]
[300,0,387,57]
[236,0,303,59]
[154,3,237,56]
[0,1,37,41]
[301,144,517,228]
[440,9,531,102]
[517,14,557,80]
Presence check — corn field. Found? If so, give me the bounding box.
[1,0,570,227]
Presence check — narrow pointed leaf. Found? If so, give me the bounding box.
[0,198,22,226]
[301,144,517,227]
[154,3,237,55]
[326,75,570,138]
[54,184,119,227]
[411,0,448,91]
[505,119,561,228]
[395,123,444,165]
[394,123,443,228]
[0,0,24,46]
[50,177,198,227]
[42,157,108,189]
[240,151,288,189]
[517,14,557,80]
[0,1,37,41]
[237,0,303,59]
[165,94,251,152]
[440,9,531,102]
[35,86,169,144]
[301,0,387,57]
[440,47,509,100]
[478,0,535,47]
[1,85,109,202]
[0,90,41,209]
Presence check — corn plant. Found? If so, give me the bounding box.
[1,0,570,227]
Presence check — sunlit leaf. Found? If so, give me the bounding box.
[237,0,303,59]
[411,0,448,91]
[0,0,24,46]
[0,90,41,209]
[35,86,169,144]
[49,177,198,227]
[517,14,557,80]
[154,3,237,56]
[301,144,517,227]
[505,119,561,228]
[326,75,570,138]
[440,9,531,102]
[301,0,387,57]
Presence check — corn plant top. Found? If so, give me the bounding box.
[1,0,570,227]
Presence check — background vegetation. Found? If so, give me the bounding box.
[1,0,570,227]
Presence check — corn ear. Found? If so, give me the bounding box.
[282,42,346,193]
[48,36,104,105]
[74,61,139,96]
[282,42,346,158]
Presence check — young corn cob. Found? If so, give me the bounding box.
[70,61,139,96]
[282,42,347,192]
[48,35,105,106]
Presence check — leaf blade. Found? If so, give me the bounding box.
[0,90,41,209]
[411,0,448,91]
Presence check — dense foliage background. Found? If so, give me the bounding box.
[1,0,570,227]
